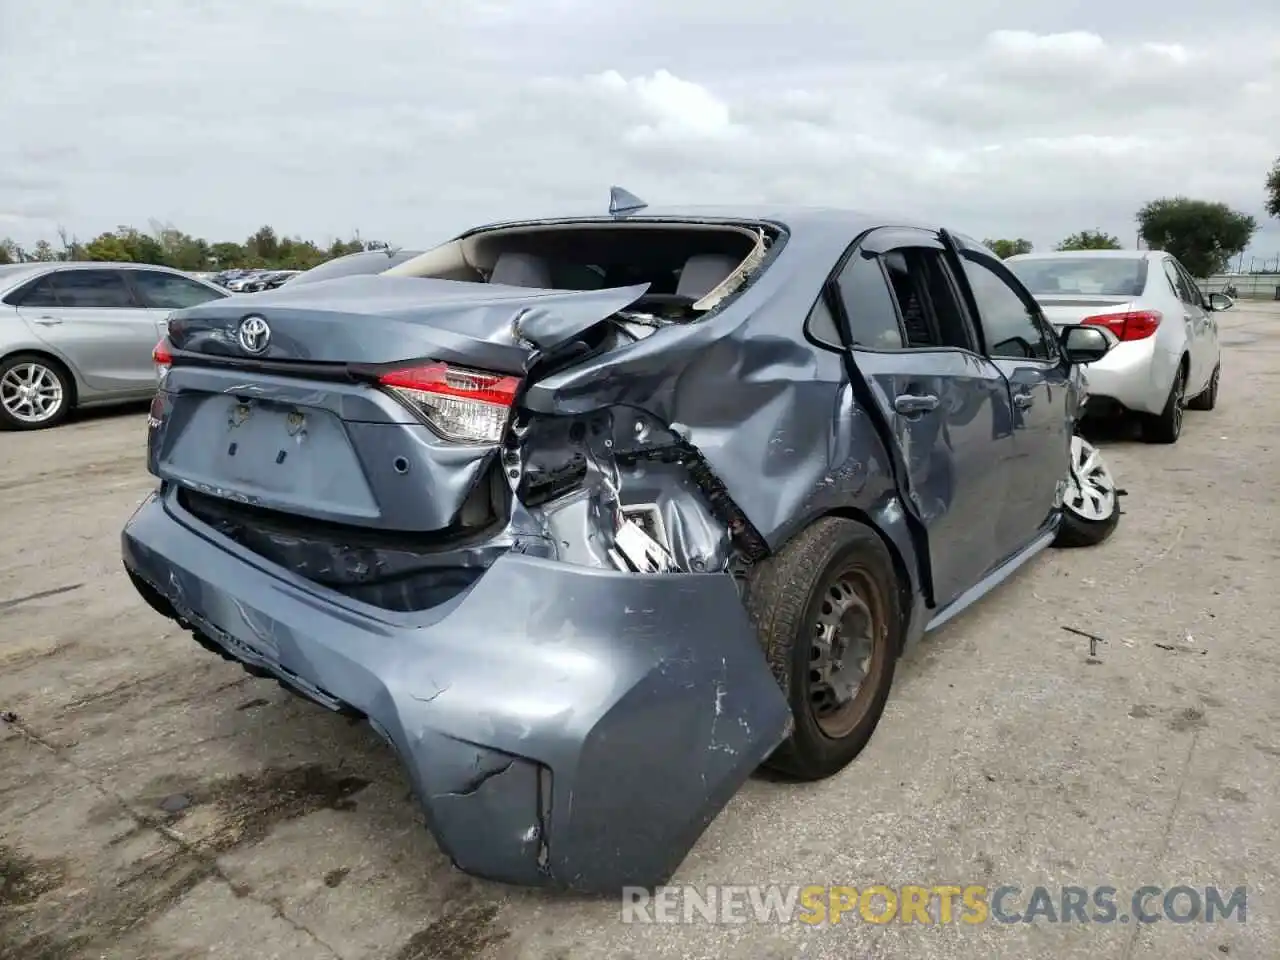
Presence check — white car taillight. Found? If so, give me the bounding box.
[378,361,519,443]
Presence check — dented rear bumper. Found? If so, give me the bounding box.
[121,489,791,892]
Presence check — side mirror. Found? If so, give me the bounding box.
[1059,324,1112,364]
[1207,292,1234,311]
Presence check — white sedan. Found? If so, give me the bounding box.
[1005,250,1229,443]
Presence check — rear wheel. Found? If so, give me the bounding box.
[1186,363,1219,411]
[1142,362,1186,444]
[0,353,71,430]
[745,517,900,781]
[1054,435,1120,548]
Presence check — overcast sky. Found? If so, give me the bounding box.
[2,0,1278,262]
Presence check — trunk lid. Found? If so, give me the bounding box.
[152,277,649,542]
[166,275,650,373]
[1035,296,1134,330]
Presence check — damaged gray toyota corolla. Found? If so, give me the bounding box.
[122,196,1121,892]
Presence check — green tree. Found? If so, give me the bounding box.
[1055,230,1122,252]
[82,232,135,261]
[1266,157,1280,219]
[983,238,1033,258]
[151,221,212,271]
[209,241,246,269]
[245,225,280,265]
[0,222,395,273]
[1136,197,1257,278]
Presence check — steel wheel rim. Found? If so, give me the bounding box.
[0,362,64,423]
[1064,435,1115,522]
[809,565,887,739]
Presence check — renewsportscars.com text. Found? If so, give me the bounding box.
[621,884,1247,926]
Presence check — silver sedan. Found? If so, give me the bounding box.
[0,262,229,430]
[1004,250,1230,443]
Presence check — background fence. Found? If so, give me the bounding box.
[1201,273,1280,300]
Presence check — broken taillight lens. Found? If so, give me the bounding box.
[378,362,519,443]
[152,339,173,380]
[1081,310,1161,342]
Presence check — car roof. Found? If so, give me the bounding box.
[464,204,932,242]
[1006,250,1153,262]
[0,260,221,296]
[1,260,213,273]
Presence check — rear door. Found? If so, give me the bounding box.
[828,227,1016,609]
[126,268,229,337]
[952,242,1070,540]
[13,268,157,395]
[1171,258,1215,394]
[1161,258,1207,390]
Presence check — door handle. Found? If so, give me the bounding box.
[33,316,62,325]
[1013,392,1034,409]
[894,393,939,415]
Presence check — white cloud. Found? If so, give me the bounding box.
[588,69,744,144]
[0,0,1277,257]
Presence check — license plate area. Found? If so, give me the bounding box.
[161,394,380,520]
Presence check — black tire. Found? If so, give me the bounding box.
[1055,502,1120,548]
[744,517,901,781]
[1142,361,1187,444]
[0,353,73,431]
[1186,363,1219,412]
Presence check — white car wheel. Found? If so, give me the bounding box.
[1065,435,1115,521]
[0,355,71,430]
[1054,434,1120,548]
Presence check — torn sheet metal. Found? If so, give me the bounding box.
[165,277,651,370]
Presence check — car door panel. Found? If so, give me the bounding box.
[951,242,1071,543]
[1162,259,1205,389]
[830,231,1015,610]
[1174,261,1213,392]
[851,348,1015,608]
[15,269,157,396]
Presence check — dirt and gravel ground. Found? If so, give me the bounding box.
[2,302,1277,960]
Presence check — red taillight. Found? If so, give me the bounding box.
[1081,310,1161,342]
[152,339,173,379]
[377,361,519,443]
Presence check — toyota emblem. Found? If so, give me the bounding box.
[237,315,271,354]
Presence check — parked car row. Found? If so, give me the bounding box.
[212,268,301,292]
[122,192,1130,894]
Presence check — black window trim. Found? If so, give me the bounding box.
[1171,258,1205,307]
[951,243,1060,365]
[812,225,988,359]
[1161,258,1185,301]
[124,267,228,309]
[1162,257,1196,305]
[6,265,142,309]
[2,272,60,307]
[808,247,910,352]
